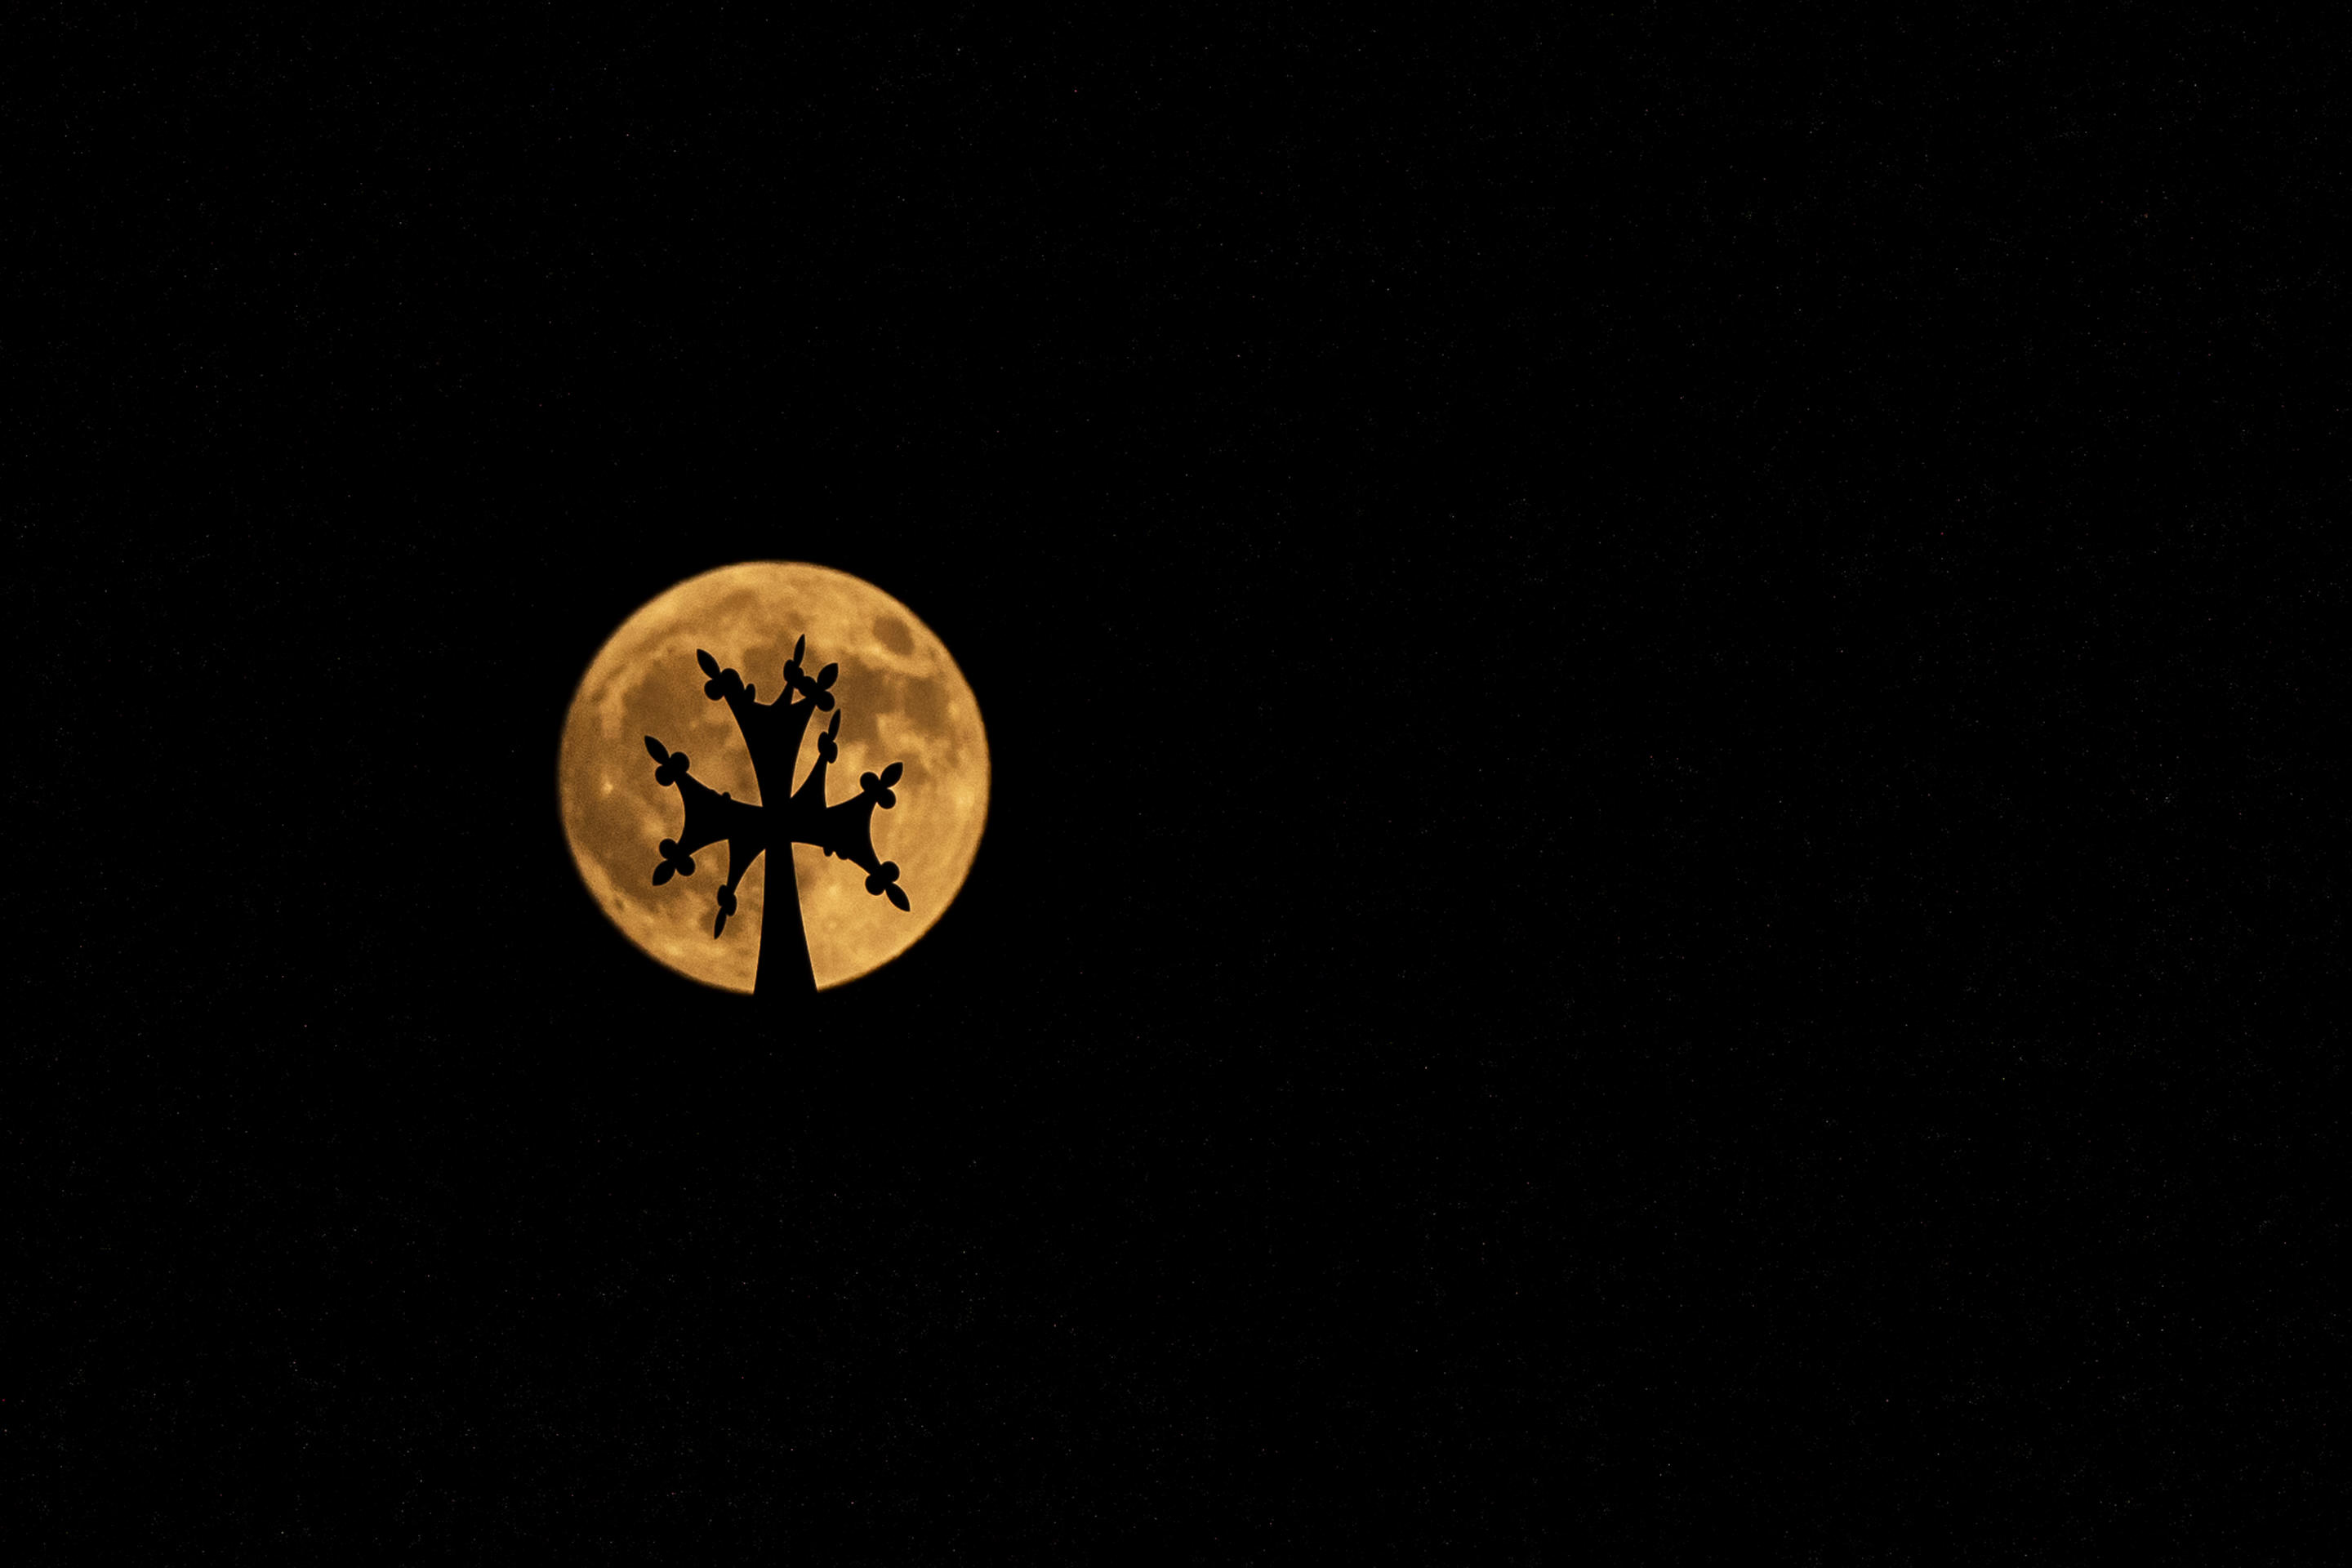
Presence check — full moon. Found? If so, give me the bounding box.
[558,562,989,991]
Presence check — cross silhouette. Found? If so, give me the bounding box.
[642,637,909,997]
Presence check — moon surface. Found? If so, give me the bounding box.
[558,563,988,991]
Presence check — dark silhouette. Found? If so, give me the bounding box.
[643,637,909,1000]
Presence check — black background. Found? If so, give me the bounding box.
[16,11,2336,1561]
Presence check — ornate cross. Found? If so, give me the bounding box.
[642,636,909,998]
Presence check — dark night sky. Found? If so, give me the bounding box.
[16,10,2336,1561]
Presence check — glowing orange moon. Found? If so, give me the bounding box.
[558,562,989,991]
